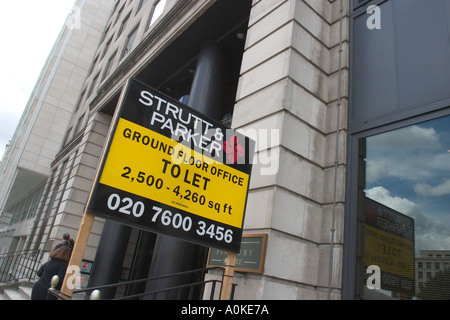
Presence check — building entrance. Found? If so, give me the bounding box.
[87,0,251,299]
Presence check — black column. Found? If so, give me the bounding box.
[188,43,227,119]
[145,43,228,300]
[87,220,131,299]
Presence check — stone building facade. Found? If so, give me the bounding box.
[3,0,448,300]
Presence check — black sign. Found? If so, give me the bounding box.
[207,234,267,273]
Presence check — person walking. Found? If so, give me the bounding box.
[54,233,70,250]
[31,245,73,300]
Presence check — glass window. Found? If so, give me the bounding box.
[357,115,450,300]
[102,50,117,81]
[73,89,86,114]
[117,12,130,39]
[114,3,126,26]
[137,0,149,13]
[73,112,86,136]
[101,37,113,60]
[87,72,100,97]
[120,26,138,60]
[87,55,98,77]
[99,25,110,45]
[3,183,45,225]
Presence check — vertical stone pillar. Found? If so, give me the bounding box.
[231,0,349,299]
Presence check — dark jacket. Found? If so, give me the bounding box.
[53,241,68,250]
[31,259,68,300]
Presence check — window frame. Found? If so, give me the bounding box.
[120,25,139,60]
[342,107,450,299]
[343,0,450,299]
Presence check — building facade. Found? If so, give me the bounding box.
[0,0,449,300]
[415,250,450,296]
[0,0,114,254]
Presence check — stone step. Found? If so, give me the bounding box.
[18,286,33,299]
[0,284,34,300]
[3,288,27,300]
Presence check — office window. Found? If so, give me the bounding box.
[120,26,138,59]
[114,3,126,26]
[63,127,73,147]
[3,183,45,225]
[73,112,86,136]
[101,37,113,60]
[73,89,86,114]
[117,12,130,39]
[356,115,450,300]
[137,0,149,13]
[102,50,117,81]
[87,72,100,98]
[99,25,110,45]
[87,55,99,77]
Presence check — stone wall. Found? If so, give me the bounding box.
[231,0,349,300]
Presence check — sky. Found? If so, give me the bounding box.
[0,0,75,161]
[365,116,450,254]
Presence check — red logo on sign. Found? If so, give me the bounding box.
[223,136,245,164]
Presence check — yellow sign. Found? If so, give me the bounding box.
[87,79,254,252]
[362,223,414,279]
[100,118,249,229]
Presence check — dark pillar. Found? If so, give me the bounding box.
[188,43,227,119]
[145,43,228,300]
[87,220,131,299]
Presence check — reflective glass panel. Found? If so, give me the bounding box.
[357,115,450,299]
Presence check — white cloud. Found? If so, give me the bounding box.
[366,186,450,253]
[368,125,441,151]
[366,186,421,218]
[366,159,388,183]
[414,179,450,197]
[366,124,450,183]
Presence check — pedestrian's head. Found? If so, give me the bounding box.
[63,233,70,241]
[50,245,72,263]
